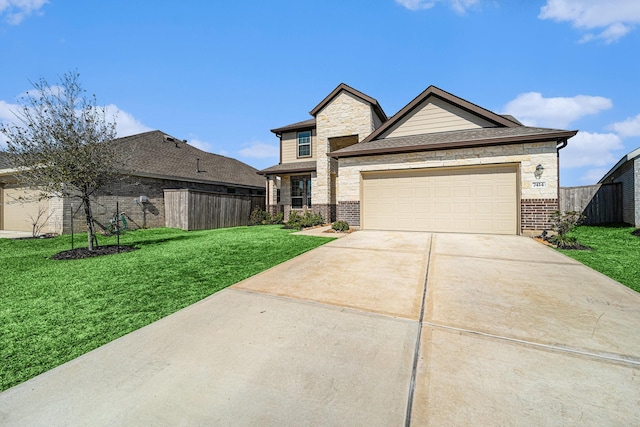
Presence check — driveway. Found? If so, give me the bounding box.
[1,231,639,426]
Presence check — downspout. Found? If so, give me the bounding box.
[556,138,568,213]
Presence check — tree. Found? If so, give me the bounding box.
[0,71,118,250]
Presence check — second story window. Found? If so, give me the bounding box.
[297,131,311,158]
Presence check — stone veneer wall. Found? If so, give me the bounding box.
[336,141,560,234]
[314,91,379,214]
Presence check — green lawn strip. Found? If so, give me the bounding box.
[556,225,640,293]
[0,226,333,391]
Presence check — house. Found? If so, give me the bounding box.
[0,130,265,233]
[598,147,640,227]
[259,83,577,236]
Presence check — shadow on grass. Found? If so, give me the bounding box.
[587,222,634,228]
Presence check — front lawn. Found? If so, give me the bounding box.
[557,225,640,293]
[0,226,333,391]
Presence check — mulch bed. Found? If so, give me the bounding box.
[51,245,136,260]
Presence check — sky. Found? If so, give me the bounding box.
[1,0,639,186]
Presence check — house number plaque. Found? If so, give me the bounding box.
[532,181,547,188]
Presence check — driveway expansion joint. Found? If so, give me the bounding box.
[423,322,640,367]
[229,288,418,324]
[404,236,433,427]
[433,252,579,266]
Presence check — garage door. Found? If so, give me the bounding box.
[2,187,49,232]
[362,166,518,234]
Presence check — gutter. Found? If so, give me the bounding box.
[329,130,578,159]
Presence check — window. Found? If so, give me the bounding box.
[297,131,311,158]
[291,175,311,208]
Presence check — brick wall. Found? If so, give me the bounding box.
[337,201,360,226]
[63,175,258,233]
[521,198,558,233]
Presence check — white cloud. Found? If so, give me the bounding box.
[539,0,640,43]
[502,92,612,128]
[103,104,152,137]
[1,98,151,144]
[609,113,640,138]
[238,141,279,159]
[577,167,610,184]
[394,0,479,13]
[560,131,623,168]
[0,0,48,25]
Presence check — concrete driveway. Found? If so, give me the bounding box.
[1,231,639,426]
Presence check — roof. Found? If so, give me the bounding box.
[329,127,578,158]
[309,83,387,122]
[257,160,316,176]
[114,130,265,189]
[362,85,522,143]
[271,118,316,135]
[598,146,640,183]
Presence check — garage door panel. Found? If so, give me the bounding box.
[2,187,49,232]
[362,166,517,235]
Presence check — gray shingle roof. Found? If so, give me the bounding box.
[270,119,316,134]
[114,131,265,188]
[257,161,316,175]
[330,126,578,158]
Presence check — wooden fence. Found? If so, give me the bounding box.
[559,183,622,225]
[164,189,265,231]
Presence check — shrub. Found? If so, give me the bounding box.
[249,208,284,226]
[547,210,587,249]
[249,208,268,226]
[285,210,324,230]
[332,221,349,232]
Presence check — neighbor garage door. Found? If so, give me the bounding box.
[1,187,48,232]
[362,165,518,234]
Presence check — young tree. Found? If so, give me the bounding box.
[0,71,118,250]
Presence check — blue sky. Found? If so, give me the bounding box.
[1,0,639,186]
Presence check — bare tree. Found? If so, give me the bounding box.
[27,204,53,238]
[0,71,118,250]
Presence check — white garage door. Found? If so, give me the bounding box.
[362,165,518,234]
[2,187,49,232]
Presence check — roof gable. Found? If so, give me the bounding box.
[598,146,640,183]
[309,83,387,122]
[363,85,520,143]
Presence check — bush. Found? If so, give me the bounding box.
[332,221,349,232]
[547,210,587,249]
[249,208,268,226]
[249,208,284,226]
[285,210,325,230]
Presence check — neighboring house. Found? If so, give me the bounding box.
[0,130,265,233]
[598,147,640,227]
[259,83,577,236]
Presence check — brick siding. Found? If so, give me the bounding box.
[521,198,558,232]
[63,175,260,233]
[337,201,360,226]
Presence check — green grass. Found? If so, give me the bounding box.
[0,226,333,391]
[557,225,640,293]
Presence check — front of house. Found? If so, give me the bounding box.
[259,84,577,236]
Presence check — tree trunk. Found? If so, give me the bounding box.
[82,192,95,251]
